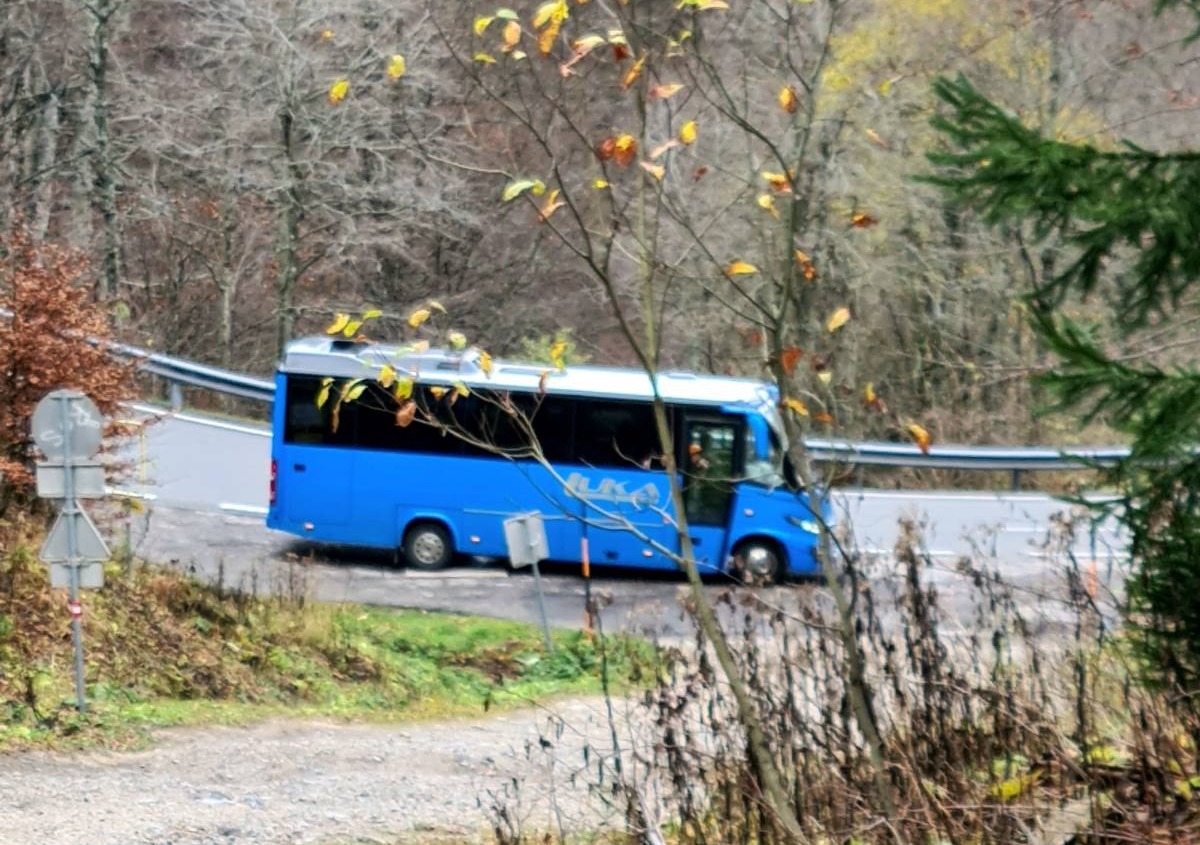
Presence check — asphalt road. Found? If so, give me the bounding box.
[101,406,1126,639]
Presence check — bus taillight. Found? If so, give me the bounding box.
[269,459,277,506]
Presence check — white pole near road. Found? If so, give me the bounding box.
[58,394,87,713]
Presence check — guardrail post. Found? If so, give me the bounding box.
[1010,468,1022,491]
[169,381,183,411]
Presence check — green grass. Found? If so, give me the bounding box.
[0,532,657,752]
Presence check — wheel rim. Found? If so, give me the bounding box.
[411,531,446,566]
[740,546,777,581]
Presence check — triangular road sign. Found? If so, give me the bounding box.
[41,508,110,563]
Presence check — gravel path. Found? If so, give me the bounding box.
[0,697,632,845]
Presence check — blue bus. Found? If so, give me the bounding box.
[266,337,826,582]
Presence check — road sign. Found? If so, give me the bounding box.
[52,565,104,590]
[504,513,549,568]
[42,509,110,563]
[36,461,106,499]
[31,389,102,461]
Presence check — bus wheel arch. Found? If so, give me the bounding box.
[402,520,455,571]
[732,536,786,585]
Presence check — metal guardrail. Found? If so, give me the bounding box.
[1,307,1130,478]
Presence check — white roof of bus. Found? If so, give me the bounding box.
[280,336,778,408]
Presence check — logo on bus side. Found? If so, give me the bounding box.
[565,473,661,507]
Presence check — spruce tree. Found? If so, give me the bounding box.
[925,1,1200,701]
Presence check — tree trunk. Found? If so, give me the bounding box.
[86,0,121,300]
[275,108,301,354]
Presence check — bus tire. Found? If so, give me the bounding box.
[733,538,784,586]
[403,522,454,571]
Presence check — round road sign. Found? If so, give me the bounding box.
[31,389,103,461]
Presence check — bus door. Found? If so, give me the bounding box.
[279,375,353,529]
[681,416,739,573]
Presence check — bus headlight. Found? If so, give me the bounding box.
[797,519,820,535]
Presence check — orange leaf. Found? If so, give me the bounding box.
[611,42,631,62]
[778,85,798,114]
[863,382,876,405]
[826,306,850,333]
[780,346,803,375]
[395,401,417,427]
[613,133,637,167]
[649,83,683,99]
[537,20,561,55]
[907,422,933,454]
[501,20,521,52]
[762,171,792,192]
[813,411,834,426]
[596,136,617,161]
[794,249,817,281]
[864,128,887,149]
[851,211,878,228]
[538,189,565,222]
[621,56,646,90]
[538,370,550,396]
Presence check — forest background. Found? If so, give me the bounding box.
[2,0,1198,449]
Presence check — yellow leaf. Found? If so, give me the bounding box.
[678,120,697,145]
[989,771,1041,801]
[428,299,447,313]
[906,422,933,455]
[725,261,758,277]
[640,162,665,181]
[501,19,521,52]
[778,84,798,114]
[474,52,497,64]
[394,377,414,401]
[502,178,546,202]
[817,371,832,385]
[315,377,333,409]
[378,364,397,388]
[411,340,430,353]
[448,330,468,349]
[328,78,349,105]
[863,382,876,404]
[474,15,495,35]
[864,127,887,148]
[782,397,808,417]
[571,34,605,53]
[649,83,683,99]
[321,29,334,40]
[592,178,610,189]
[386,54,406,81]
[826,306,851,333]
[480,350,494,376]
[429,385,448,400]
[549,339,568,370]
[533,0,569,28]
[342,319,363,337]
[325,313,351,335]
[621,56,646,90]
[756,194,780,219]
[511,50,527,60]
[607,28,627,46]
[453,380,470,398]
[408,308,432,328]
[361,308,382,320]
[345,381,368,402]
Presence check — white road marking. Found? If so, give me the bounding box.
[219,502,269,516]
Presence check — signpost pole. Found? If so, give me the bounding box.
[58,394,86,713]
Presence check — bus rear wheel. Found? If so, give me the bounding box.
[733,539,783,586]
[403,522,454,571]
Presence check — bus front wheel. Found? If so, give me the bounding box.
[733,539,783,586]
[403,522,454,571]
